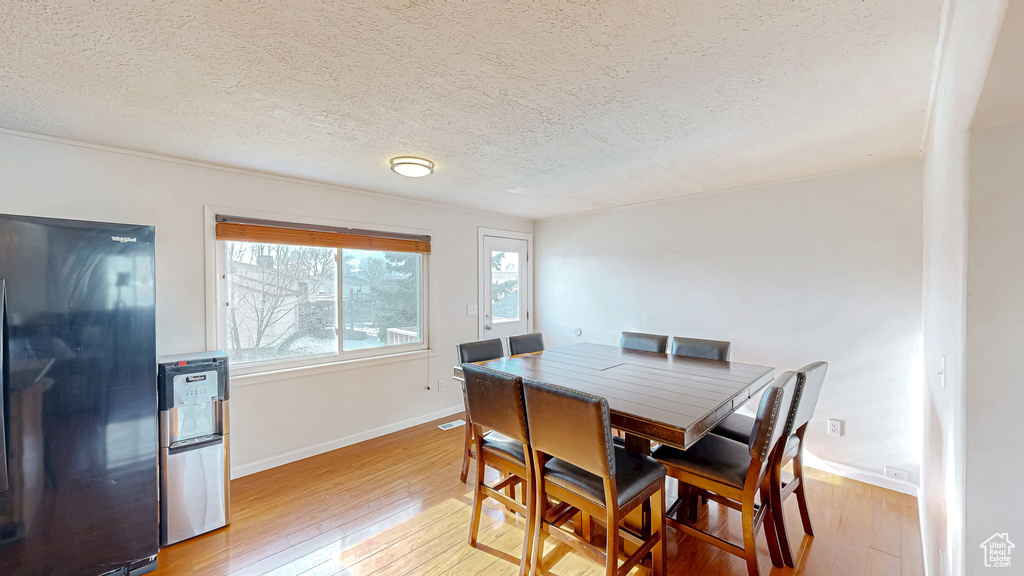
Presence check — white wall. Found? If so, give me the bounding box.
[535,162,924,483]
[0,130,531,477]
[920,2,1007,575]
[964,120,1024,573]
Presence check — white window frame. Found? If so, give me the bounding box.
[204,206,430,377]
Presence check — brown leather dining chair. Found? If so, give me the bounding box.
[710,361,828,567]
[652,371,800,576]
[670,336,732,361]
[456,338,506,483]
[620,332,668,354]
[523,379,666,576]
[669,336,734,505]
[613,331,668,445]
[508,332,545,356]
[461,363,535,576]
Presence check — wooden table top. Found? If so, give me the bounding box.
[458,342,774,450]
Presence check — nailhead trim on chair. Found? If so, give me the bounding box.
[758,392,783,461]
[784,376,804,437]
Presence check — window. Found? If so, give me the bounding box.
[490,251,520,323]
[215,216,428,370]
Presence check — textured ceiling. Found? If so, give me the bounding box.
[1,1,943,219]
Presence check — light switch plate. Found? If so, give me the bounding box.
[467,304,478,316]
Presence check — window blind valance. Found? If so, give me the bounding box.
[215,215,431,254]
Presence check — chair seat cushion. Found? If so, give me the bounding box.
[711,413,754,444]
[482,435,526,467]
[543,445,666,508]
[712,414,802,468]
[652,434,752,490]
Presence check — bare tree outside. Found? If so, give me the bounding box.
[224,241,423,365]
[225,241,338,364]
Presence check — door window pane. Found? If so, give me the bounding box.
[491,251,520,323]
[224,241,338,365]
[341,250,423,351]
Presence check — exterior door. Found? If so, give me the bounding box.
[480,234,530,347]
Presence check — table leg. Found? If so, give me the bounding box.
[624,433,652,456]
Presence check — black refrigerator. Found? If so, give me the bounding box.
[0,213,159,576]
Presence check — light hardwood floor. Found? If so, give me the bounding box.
[152,415,924,576]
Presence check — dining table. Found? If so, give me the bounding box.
[455,342,775,454]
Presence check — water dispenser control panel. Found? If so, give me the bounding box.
[173,371,220,407]
[158,351,229,445]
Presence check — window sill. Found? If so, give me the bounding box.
[231,349,437,388]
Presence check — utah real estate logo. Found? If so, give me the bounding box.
[980,533,1014,568]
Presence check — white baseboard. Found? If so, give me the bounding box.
[230,404,464,479]
[803,454,920,497]
[230,411,922,499]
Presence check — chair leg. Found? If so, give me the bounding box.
[641,500,652,538]
[741,497,760,576]
[519,473,536,576]
[505,481,517,513]
[770,459,795,567]
[793,449,814,536]
[652,483,666,576]
[460,421,473,483]
[468,451,487,545]
[582,512,594,544]
[605,509,619,576]
[684,484,698,523]
[759,483,784,569]
[531,480,547,576]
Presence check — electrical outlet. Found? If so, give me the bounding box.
[438,380,445,392]
[467,304,478,316]
[884,466,909,482]
[827,419,844,437]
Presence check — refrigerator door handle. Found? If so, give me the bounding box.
[0,279,9,491]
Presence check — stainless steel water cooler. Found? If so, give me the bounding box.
[157,351,230,546]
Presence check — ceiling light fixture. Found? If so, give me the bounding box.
[390,156,434,177]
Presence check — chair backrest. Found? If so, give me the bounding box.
[790,361,828,432]
[670,336,731,361]
[457,338,504,364]
[620,331,668,354]
[508,332,545,356]
[522,379,614,479]
[747,371,799,462]
[461,363,529,444]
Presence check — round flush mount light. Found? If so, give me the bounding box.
[390,156,434,177]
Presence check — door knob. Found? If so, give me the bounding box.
[485,325,492,331]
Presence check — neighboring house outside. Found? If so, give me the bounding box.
[226,255,338,363]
